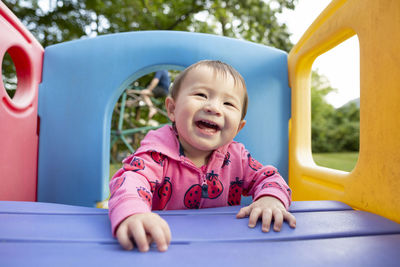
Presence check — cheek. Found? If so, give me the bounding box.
[170,102,187,122]
[174,108,192,129]
[226,112,242,125]
[180,103,197,116]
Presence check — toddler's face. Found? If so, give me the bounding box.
[166,66,246,157]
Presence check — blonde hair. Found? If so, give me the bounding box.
[170,60,248,120]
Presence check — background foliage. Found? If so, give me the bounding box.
[311,72,359,152]
[3,0,296,50]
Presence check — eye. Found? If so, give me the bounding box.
[195,93,207,98]
[224,101,235,108]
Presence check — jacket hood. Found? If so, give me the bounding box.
[135,125,181,161]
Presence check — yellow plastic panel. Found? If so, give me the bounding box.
[288,0,400,223]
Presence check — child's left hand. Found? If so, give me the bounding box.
[236,196,296,232]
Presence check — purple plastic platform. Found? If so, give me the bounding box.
[1,200,400,266]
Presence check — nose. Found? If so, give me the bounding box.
[204,100,222,116]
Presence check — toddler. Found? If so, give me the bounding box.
[108,60,296,252]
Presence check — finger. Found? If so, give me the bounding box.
[261,209,273,232]
[116,225,134,250]
[161,220,172,245]
[130,222,149,252]
[248,207,262,228]
[146,234,153,246]
[236,206,251,218]
[146,225,168,252]
[272,209,284,232]
[284,211,297,228]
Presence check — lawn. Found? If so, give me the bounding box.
[312,152,359,172]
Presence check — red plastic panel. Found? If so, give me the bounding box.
[0,2,43,201]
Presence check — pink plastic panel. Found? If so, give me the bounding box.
[0,2,43,201]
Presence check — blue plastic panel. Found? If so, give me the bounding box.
[1,201,399,244]
[37,31,291,206]
[1,201,400,267]
[2,210,400,243]
[0,201,106,214]
[2,235,400,267]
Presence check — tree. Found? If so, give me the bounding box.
[311,71,336,152]
[3,0,297,51]
[2,0,297,99]
[311,71,360,153]
[330,102,360,151]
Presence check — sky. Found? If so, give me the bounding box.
[278,0,360,108]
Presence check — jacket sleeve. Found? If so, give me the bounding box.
[108,151,164,236]
[241,148,292,209]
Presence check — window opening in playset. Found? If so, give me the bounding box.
[109,68,180,178]
[311,35,360,172]
[2,51,18,99]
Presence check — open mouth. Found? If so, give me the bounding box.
[195,120,221,133]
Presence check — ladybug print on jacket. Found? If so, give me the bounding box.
[109,176,126,199]
[184,184,202,209]
[242,179,255,196]
[149,180,160,194]
[158,177,173,209]
[247,153,263,171]
[206,170,224,199]
[150,150,166,166]
[287,188,292,197]
[264,168,277,177]
[183,171,223,208]
[222,152,231,168]
[228,177,243,206]
[261,181,283,190]
[123,157,145,172]
[137,186,152,207]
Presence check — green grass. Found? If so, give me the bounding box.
[312,152,359,172]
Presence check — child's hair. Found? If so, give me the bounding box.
[170,60,248,120]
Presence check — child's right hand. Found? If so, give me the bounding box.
[116,212,171,252]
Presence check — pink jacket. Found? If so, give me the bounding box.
[108,125,292,235]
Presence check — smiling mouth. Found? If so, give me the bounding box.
[195,120,221,132]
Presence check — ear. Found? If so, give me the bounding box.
[236,120,246,134]
[165,96,176,122]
